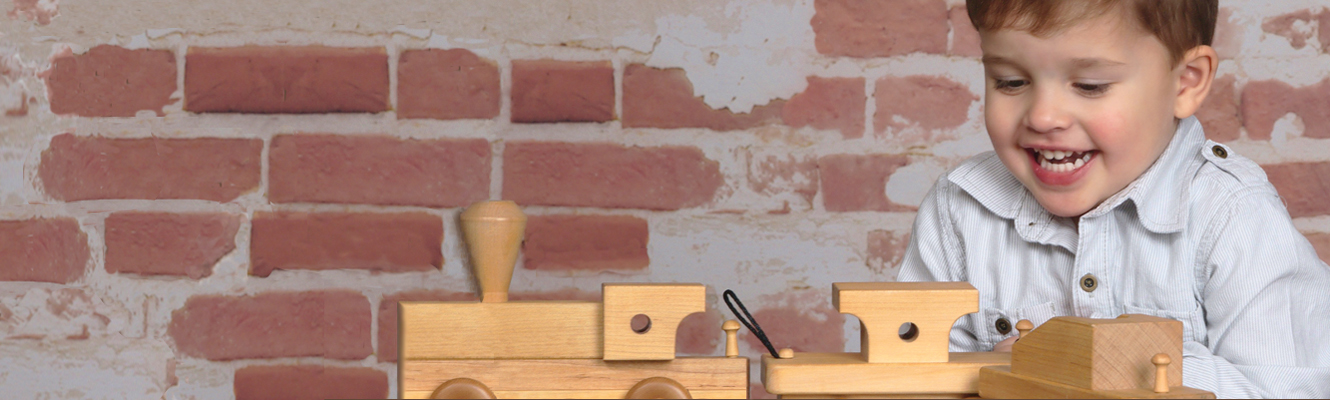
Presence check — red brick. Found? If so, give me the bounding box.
[0,218,89,283]
[782,76,866,139]
[250,212,442,277]
[523,215,649,271]
[812,0,949,58]
[1304,232,1330,265]
[676,307,724,355]
[397,49,500,120]
[875,75,977,133]
[1263,162,1330,218]
[185,46,388,113]
[820,154,914,212]
[503,142,723,210]
[622,64,783,130]
[268,134,490,207]
[949,5,981,57]
[1241,78,1330,140]
[746,153,819,208]
[377,290,477,363]
[105,212,240,279]
[743,291,845,353]
[8,0,58,25]
[234,365,387,400]
[1197,75,1241,142]
[38,133,262,202]
[1261,9,1329,53]
[511,59,614,123]
[44,45,176,117]
[866,230,909,275]
[168,290,371,360]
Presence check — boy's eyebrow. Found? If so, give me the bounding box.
[1068,57,1127,69]
[981,56,1127,70]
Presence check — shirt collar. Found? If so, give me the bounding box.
[950,116,1207,235]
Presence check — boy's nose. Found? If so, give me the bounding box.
[1024,90,1072,134]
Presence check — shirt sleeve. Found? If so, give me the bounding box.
[897,177,983,351]
[1190,190,1330,398]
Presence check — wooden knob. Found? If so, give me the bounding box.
[460,201,527,303]
[778,348,794,358]
[625,377,692,399]
[430,378,496,399]
[1015,319,1033,339]
[1152,353,1171,393]
[722,320,740,358]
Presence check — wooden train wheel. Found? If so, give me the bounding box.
[429,378,496,399]
[625,377,691,399]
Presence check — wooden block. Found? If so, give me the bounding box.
[602,283,705,360]
[398,301,602,360]
[761,351,1009,395]
[400,357,749,398]
[832,282,978,363]
[1011,315,1183,391]
[980,366,1215,399]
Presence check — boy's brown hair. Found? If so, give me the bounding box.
[967,0,1218,65]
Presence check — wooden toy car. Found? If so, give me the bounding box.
[761,282,1010,398]
[397,201,749,399]
[979,314,1215,399]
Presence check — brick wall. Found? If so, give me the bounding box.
[2,0,1329,398]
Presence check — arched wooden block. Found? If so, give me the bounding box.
[833,282,978,363]
[603,283,705,360]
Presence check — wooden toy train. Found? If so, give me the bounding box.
[399,201,1216,399]
[761,282,1215,399]
[397,201,748,399]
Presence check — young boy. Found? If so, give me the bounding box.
[897,0,1330,398]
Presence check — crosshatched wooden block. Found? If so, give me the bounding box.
[602,283,705,360]
[833,282,978,363]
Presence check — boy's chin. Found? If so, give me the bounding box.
[1030,192,1098,218]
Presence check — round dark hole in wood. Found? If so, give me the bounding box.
[898,322,919,342]
[631,314,652,334]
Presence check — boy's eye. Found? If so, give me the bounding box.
[993,79,1029,92]
[1073,83,1110,96]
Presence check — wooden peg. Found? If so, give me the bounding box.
[779,348,794,359]
[723,320,740,358]
[1015,319,1033,340]
[1152,353,1171,393]
[459,201,527,303]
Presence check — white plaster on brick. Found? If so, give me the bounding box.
[885,158,948,207]
[643,0,815,113]
[0,338,174,398]
[0,152,24,206]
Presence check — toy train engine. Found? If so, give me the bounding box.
[397,201,749,399]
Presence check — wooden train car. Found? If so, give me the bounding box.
[979,314,1215,399]
[761,282,1010,398]
[760,281,1215,399]
[397,201,748,399]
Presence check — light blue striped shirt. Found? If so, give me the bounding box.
[898,117,1330,398]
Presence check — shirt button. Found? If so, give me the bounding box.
[995,318,1012,334]
[1080,274,1098,292]
[1212,145,1228,159]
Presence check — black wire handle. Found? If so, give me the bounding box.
[722,289,782,358]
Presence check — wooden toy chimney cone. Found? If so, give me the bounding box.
[460,200,526,303]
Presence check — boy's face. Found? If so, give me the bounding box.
[980,14,1181,218]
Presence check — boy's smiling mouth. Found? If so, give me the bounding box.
[1026,147,1097,186]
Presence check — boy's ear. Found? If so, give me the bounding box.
[1173,45,1219,119]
